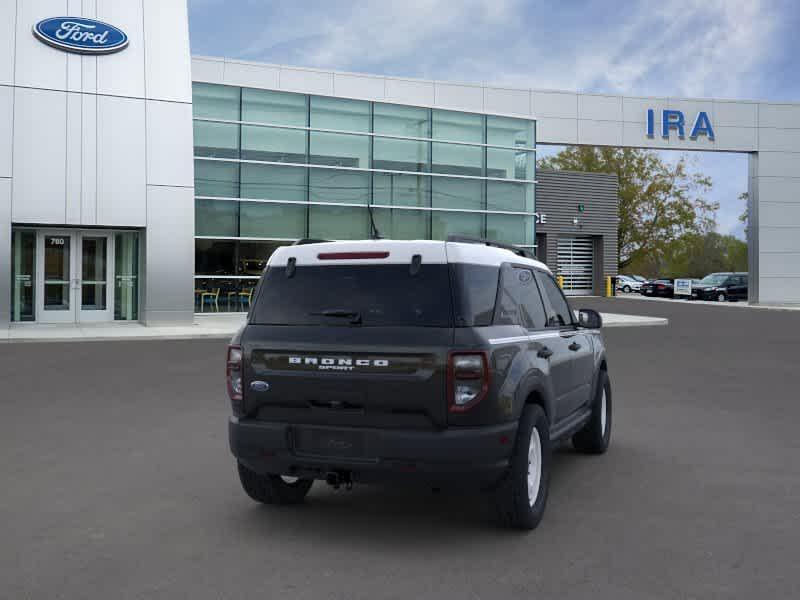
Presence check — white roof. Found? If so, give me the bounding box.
[268,240,550,272]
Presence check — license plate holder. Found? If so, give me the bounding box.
[292,427,367,459]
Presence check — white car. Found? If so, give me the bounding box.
[616,275,643,293]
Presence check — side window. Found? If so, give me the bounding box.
[493,266,547,329]
[536,271,574,328]
[451,264,500,326]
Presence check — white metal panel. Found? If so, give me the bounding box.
[713,100,757,128]
[96,0,146,98]
[434,82,484,112]
[0,0,15,86]
[758,277,800,304]
[758,103,800,129]
[666,98,714,123]
[621,121,671,149]
[758,227,800,253]
[279,66,334,95]
[532,91,577,119]
[96,95,146,226]
[333,72,385,101]
[759,252,800,277]
[385,77,435,106]
[81,92,97,224]
[758,127,800,153]
[142,0,192,102]
[578,94,622,122]
[11,87,67,224]
[483,87,530,117]
[622,97,668,124]
[146,99,194,187]
[224,60,279,89]
[578,119,623,146]
[557,236,594,295]
[0,85,12,178]
[65,92,82,224]
[756,152,800,177]
[14,0,69,90]
[81,53,97,94]
[191,56,225,83]
[760,200,800,226]
[712,126,757,152]
[537,117,577,145]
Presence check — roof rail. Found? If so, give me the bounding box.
[446,235,537,260]
[291,238,330,246]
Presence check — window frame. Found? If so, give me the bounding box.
[534,268,577,329]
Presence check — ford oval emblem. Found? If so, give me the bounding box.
[250,381,270,392]
[33,17,129,55]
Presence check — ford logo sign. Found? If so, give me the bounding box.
[33,17,128,55]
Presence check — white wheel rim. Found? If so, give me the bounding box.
[527,429,542,507]
[718,294,725,302]
[600,389,607,436]
[280,475,299,484]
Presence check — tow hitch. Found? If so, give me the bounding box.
[325,470,353,490]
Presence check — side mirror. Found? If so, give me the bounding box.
[577,308,602,329]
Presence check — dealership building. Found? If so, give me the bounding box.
[2,2,799,330]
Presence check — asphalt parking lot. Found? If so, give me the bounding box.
[2,298,799,599]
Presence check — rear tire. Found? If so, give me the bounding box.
[572,370,612,454]
[492,405,551,531]
[237,462,313,505]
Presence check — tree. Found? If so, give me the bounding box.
[538,147,718,271]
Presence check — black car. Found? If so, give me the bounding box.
[227,237,612,530]
[640,279,674,298]
[691,272,748,302]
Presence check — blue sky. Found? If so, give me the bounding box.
[188,0,800,239]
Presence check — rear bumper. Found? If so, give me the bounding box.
[229,417,517,487]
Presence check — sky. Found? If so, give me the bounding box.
[188,0,800,240]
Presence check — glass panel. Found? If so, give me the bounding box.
[486,149,533,180]
[195,240,236,276]
[241,125,306,163]
[114,232,139,321]
[238,241,284,275]
[239,202,306,238]
[487,214,534,246]
[192,83,240,121]
[309,131,369,168]
[486,116,534,148]
[81,237,107,311]
[431,142,483,176]
[373,208,429,239]
[537,271,574,327]
[193,121,239,158]
[432,110,483,143]
[373,103,429,137]
[195,278,260,313]
[242,88,307,126]
[309,205,369,239]
[431,211,483,240]
[310,96,369,132]
[194,160,239,198]
[11,230,35,322]
[431,177,483,211]
[196,199,238,237]
[309,168,369,204]
[373,137,428,172]
[44,235,70,311]
[373,173,429,207]
[451,264,499,327]
[486,181,534,212]
[241,163,306,201]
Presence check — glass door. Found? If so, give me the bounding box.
[79,233,114,322]
[37,232,76,323]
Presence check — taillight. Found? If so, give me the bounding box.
[657,284,665,289]
[447,351,490,413]
[227,345,243,405]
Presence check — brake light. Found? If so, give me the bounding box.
[657,284,665,289]
[447,351,490,413]
[317,251,390,260]
[227,345,243,406]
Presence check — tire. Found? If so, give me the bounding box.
[237,462,313,505]
[716,292,727,302]
[572,370,612,454]
[623,285,631,293]
[492,405,551,530]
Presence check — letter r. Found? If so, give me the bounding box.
[662,110,685,138]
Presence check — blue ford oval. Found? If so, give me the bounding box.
[33,17,128,55]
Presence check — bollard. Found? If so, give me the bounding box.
[606,276,613,297]
[557,275,564,289]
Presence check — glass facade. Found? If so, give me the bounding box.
[192,82,536,311]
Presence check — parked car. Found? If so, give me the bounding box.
[227,237,612,531]
[630,275,648,284]
[640,279,674,298]
[616,275,643,293]
[691,272,748,302]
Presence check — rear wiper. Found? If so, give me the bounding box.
[309,309,362,324]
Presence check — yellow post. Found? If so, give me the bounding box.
[557,275,564,289]
[606,276,613,297]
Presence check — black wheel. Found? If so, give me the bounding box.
[572,370,612,454]
[237,462,313,505]
[716,292,727,302]
[623,285,632,293]
[492,405,551,530]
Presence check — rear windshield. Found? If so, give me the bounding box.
[250,264,453,327]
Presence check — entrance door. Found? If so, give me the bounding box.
[557,236,594,296]
[36,231,114,323]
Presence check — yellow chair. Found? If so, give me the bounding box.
[200,288,220,312]
[239,287,254,310]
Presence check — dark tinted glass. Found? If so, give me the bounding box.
[537,271,573,327]
[251,264,452,327]
[494,266,547,329]
[451,264,499,326]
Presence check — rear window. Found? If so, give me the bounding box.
[250,264,453,327]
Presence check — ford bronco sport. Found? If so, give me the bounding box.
[227,237,611,530]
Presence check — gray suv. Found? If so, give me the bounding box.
[227,237,612,530]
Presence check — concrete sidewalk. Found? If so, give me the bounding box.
[2,311,667,343]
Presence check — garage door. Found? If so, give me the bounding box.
[557,236,594,296]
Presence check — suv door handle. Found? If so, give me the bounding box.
[568,342,582,351]
[537,347,554,359]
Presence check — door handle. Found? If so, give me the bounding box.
[568,342,581,352]
[537,347,554,359]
